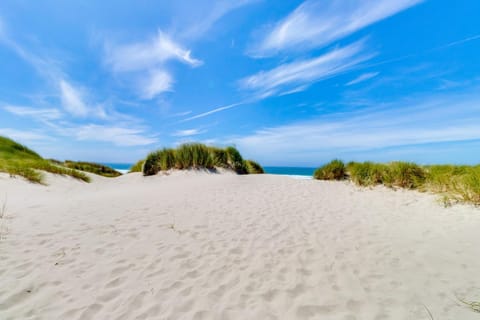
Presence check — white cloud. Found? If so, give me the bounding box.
[252,0,422,56]
[172,129,204,137]
[240,40,374,97]
[59,80,90,117]
[346,72,379,86]
[140,70,173,99]
[106,30,202,73]
[233,90,480,165]
[58,80,110,119]
[74,124,158,147]
[104,29,201,99]
[182,101,245,122]
[182,0,259,39]
[4,105,62,121]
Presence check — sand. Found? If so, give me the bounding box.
[0,170,479,319]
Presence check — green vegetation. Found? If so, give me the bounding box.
[245,160,265,174]
[0,136,90,184]
[141,143,262,176]
[314,159,345,180]
[176,144,213,169]
[346,161,387,186]
[210,147,229,168]
[314,160,480,205]
[129,159,145,173]
[63,160,121,177]
[225,146,247,174]
[457,295,480,313]
[0,136,41,159]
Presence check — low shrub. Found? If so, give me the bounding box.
[314,159,345,180]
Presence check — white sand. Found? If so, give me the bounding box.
[1,171,479,320]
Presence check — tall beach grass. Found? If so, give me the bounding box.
[139,143,262,176]
[0,136,90,184]
[315,159,480,205]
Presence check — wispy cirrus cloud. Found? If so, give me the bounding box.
[0,21,112,121]
[73,124,158,147]
[59,80,90,117]
[240,40,375,97]
[181,0,260,39]
[0,128,51,142]
[233,90,480,165]
[346,72,379,86]
[104,30,201,99]
[251,0,423,56]
[105,30,201,72]
[3,105,62,121]
[172,128,204,137]
[182,101,245,122]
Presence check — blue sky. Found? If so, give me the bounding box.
[1,0,479,166]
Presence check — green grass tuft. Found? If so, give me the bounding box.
[0,136,41,160]
[225,146,247,174]
[63,160,121,177]
[0,136,90,184]
[140,143,260,176]
[314,159,346,180]
[347,162,387,186]
[245,159,264,174]
[209,147,229,168]
[316,160,480,205]
[175,144,213,169]
[129,159,145,173]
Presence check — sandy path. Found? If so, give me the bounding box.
[0,172,479,319]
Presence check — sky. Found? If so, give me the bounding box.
[0,0,479,166]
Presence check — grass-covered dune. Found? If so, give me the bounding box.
[0,136,90,184]
[62,160,122,178]
[132,143,264,176]
[315,160,480,205]
[0,136,121,183]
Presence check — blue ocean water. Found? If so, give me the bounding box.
[263,167,315,179]
[104,163,316,179]
[102,163,132,173]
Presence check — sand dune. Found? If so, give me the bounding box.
[1,171,479,319]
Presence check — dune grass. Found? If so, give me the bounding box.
[176,144,213,169]
[0,158,90,184]
[225,146,247,174]
[129,159,145,173]
[62,160,121,177]
[315,160,480,205]
[141,143,261,176]
[314,159,346,180]
[0,136,90,184]
[245,160,264,174]
[0,136,41,160]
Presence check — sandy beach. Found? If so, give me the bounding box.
[1,171,479,320]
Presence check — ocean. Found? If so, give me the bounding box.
[263,167,315,179]
[104,163,316,179]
